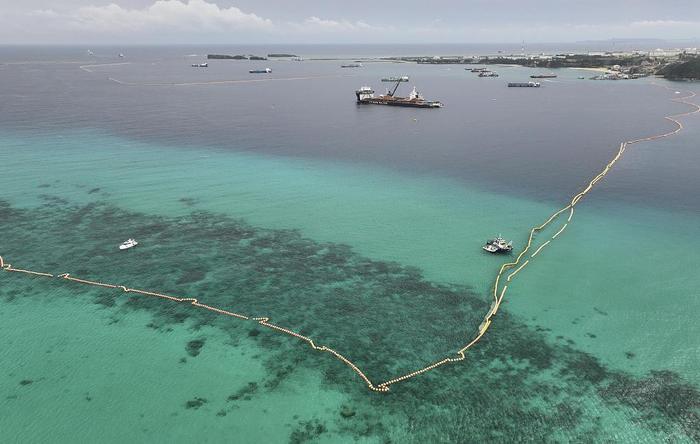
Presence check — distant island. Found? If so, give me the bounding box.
[207,54,268,60]
[382,51,700,81]
[268,53,298,58]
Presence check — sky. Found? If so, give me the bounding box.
[1,0,699,45]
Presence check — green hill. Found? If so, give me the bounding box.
[658,58,700,80]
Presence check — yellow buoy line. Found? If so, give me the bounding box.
[0,85,698,393]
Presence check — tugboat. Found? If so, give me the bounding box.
[119,239,138,251]
[355,77,443,108]
[483,236,513,253]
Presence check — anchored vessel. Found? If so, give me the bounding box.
[119,239,138,251]
[341,63,363,68]
[191,63,208,68]
[530,74,557,78]
[479,71,499,77]
[249,68,272,74]
[468,67,487,72]
[483,236,513,253]
[508,81,541,87]
[355,77,443,108]
[381,76,410,82]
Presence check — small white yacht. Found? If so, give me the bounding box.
[483,236,513,253]
[119,239,138,250]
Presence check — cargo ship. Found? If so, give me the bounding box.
[508,81,541,87]
[530,73,557,78]
[355,77,443,108]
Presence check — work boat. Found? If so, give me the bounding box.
[119,239,138,250]
[355,76,443,108]
[483,236,513,253]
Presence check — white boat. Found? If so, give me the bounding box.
[119,238,138,250]
[482,236,513,253]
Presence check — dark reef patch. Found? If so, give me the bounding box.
[19,379,33,386]
[340,405,356,418]
[186,339,206,357]
[600,370,700,441]
[1,197,699,442]
[227,382,258,402]
[176,268,206,285]
[185,397,207,410]
[289,419,327,444]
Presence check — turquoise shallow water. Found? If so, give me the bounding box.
[2,129,699,442]
[1,49,700,442]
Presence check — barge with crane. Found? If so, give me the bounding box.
[355,76,443,108]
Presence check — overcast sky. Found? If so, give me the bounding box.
[1,0,699,44]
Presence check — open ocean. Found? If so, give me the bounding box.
[1,45,699,443]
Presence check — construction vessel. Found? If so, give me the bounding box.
[355,77,443,108]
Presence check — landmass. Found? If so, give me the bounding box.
[207,54,268,60]
[656,57,700,80]
[377,50,700,81]
[268,53,298,58]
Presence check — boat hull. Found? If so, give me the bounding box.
[482,245,512,253]
[357,98,442,108]
[508,82,541,88]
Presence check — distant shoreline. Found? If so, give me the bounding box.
[569,67,611,73]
